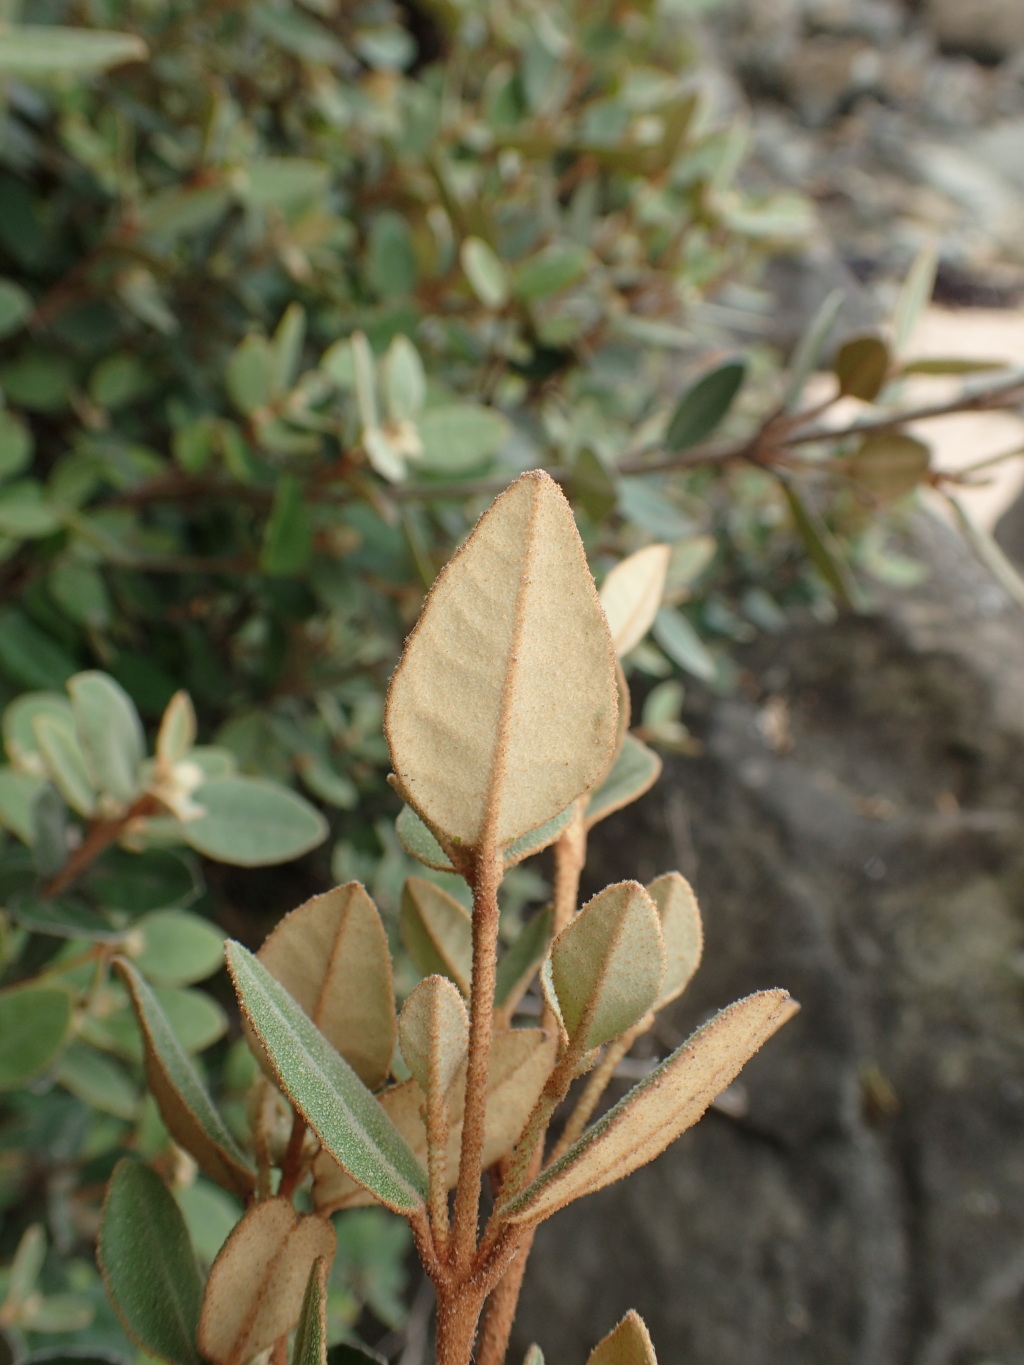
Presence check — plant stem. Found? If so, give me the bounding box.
[450,850,502,1275]
[43,794,160,897]
[434,1281,488,1365]
[277,1112,308,1201]
[475,1235,535,1365]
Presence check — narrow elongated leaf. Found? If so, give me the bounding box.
[115,960,255,1198]
[198,1200,336,1365]
[647,873,702,1007]
[0,766,45,843]
[495,907,552,1012]
[666,361,745,452]
[181,777,328,867]
[585,734,662,830]
[157,692,197,769]
[461,237,510,309]
[780,480,864,610]
[400,877,472,996]
[783,288,844,412]
[834,335,890,402]
[550,882,665,1050]
[587,1311,658,1365]
[892,241,938,356]
[599,545,671,658]
[227,943,428,1213]
[68,672,144,807]
[293,1259,329,1365]
[0,26,147,74]
[311,1029,555,1211]
[399,975,468,1098]
[0,986,71,1088]
[385,470,618,855]
[33,715,96,817]
[652,607,716,683]
[98,1160,203,1365]
[503,990,794,1226]
[253,884,395,1090]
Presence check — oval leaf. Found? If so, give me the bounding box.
[253,883,396,1090]
[599,545,671,658]
[33,715,96,818]
[400,877,473,997]
[834,335,890,402]
[98,1160,203,1365]
[131,910,224,987]
[666,361,745,453]
[399,975,468,1098]
[227,943,428,1214]
[157,692,197,769]
[68,672,144,807]
[587,1311,658,1365]
[385,470,618,856]
[849,432,931,502]
[647,873,703,1008]
[503,990,795,1226]
[181,777,327,867]
[550,882,666,1050]
[198,1200,336,1365]
[115,959,255,1199]
[584,734,662,830]
[0,986,72,1089]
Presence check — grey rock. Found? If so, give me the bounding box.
[513,516,1024,1365]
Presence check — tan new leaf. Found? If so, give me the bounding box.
[503,990,795,1226]
[400,877,472,997]
[251,883,395,1090]
[198,1199,336,1365]
[312,1028,555,1211]
[399,975,468,1098]
[587,1311,658,1365]
[599,545,671,658]
[384,470,619,854]
[647,873,703,1008]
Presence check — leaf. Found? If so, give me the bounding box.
[0,26,147,74]
[0,409,33,480]
[33,714,97,818]
[513,244,590,301]
[416,404,511,474]
[157,692,197,769]
[587,1311,658,1365]
[495,906,552,1012]
[892,240,938,356]
[261,475,313,576]
[88,847,199,913]
[0,280,31,340]
[395,800,576,874]
[400,877,472,997]
[31,784,66,878]
[461,237,509,309]
[549,882,665,1050]
[0,481,62,538]
[383,336,426,423]
[115,959,256,1198]
[368,212,417,298]
[849,433,931,501]
[311,1029,555,1210]
[55,1041,139,1120]
[132,910,225,986]
[385,470,618,856]
[253,883,396,1090]
[227,942,428,1214]
[834,335,890,402]
[3,692,74,771]
[782,288,845,412]
[271,302,306,397]
[503,990,794,1226]
[0,767,45,844]
[901,357,1007,376]
[398,975,468,1098]
[0,986,71,1089]
[197,1200,336,1365]
[181,776,328,866]
[68,672,145,807]
[646,873,703,1008]
[584,734,662,830]
[98,1160,203,1365]
[779,480,864,610]
[947,492,1024,614]
[243,158,330,209]
[523,1349,545,1365]
[599,545,671,658]
[571,449,618,523]
[665,360,746,452]
[293,1259,329,1365]
[652,607,716,683]
[226,334,273,416]
[9,895,121,941]
[0,609,75,690]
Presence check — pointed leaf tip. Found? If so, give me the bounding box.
[587,1310,658,1365]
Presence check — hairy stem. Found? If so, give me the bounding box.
[277,1112,308,1201]
[475,1233,535,1365]
[43,794,160,898]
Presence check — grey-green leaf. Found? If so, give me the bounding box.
[33,714,97,818]
[666,360,746,452]
[181,777,327,866]
[68,672,145,807]
[401,877,473,997]
[495,906,553,1013]
[0,25,147,75]
[293,1259,328,1365]
[98,1160,203,1365]
[227,943,428,1213]
[396,802,574,874]
[0,986,72,1089]
[585,734,662,829]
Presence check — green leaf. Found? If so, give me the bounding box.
[0,767,46,844]
[461,237,509,309]
[901,357,1008,376]
[396,802,574,873]
[157,693,197,769]
[585,734,662,829]
[383,336,426,423]
[293,1259,329,1365]
[0,25,147,75]
[779,480,864,610]
[98,1160,204,1365]
[416,404,511,474]
[549,881,665,1050]
[834,335,890,402]
[947,491,1024,614]
[0,986,71,1088]
[68,672,145,806]
[571,449,618,523]
[892,240,938,356]
[9,895,121,941]
[153,986,228,1053]
[261,475,313,576]
[132,910,225,986]
[88,353,152,410]
[513,244,590,301]
[175,1180,240,1266]
[0,280,32,340]
[652,607,716,683]
[368,213,417,298]
[47,560,111,629]
[55,1041,139,1120]
[400,876,472,997]
[227,942,428,1213]
[241,158,330,210]
[181,777,327,866]
[398,975,468,1098]
[33,714,97,818]
[32,785,67,878]
[0,610,75,690]
[666,360,746,452]
[0,481,62,539]
[226,334,273,416]
[0,410,32,481]
[783,288,844,412]
[116,959,256,1198]
[495,906,552,1012]
[271,302,306,397]
[3,691,73,768]
[849,432,931,501]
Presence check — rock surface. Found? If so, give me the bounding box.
[513,515,1024,1365]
